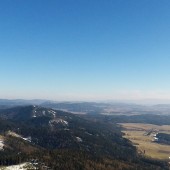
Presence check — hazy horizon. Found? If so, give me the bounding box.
[2,98,170,105]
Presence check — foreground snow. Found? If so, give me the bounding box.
[0,163,36,170]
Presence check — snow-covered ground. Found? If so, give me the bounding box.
[76,137,83,142]
[0,163,36,170]
[48,110,56,118]
[85,132,93,136]
[7,131,21,138]
[42,111,46,115]
[49,119,68,126]
[7,131,31,142]
[0,139,4,150]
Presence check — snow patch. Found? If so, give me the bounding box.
[62,120,68,125]
[23,136,32,142]
[1,162,36,170]
[7,131,21,138]
[48,110,56,118]
[7,131,31,143]
[0,139,4,150]
[64,128,70,131]
[76,137,82,142]
[85,132,93,136]
[42,111,46,115]
[50,119,68,126]
[32,109,37,117]
[154,137,158,141]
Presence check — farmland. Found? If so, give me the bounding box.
[120,123,170,160]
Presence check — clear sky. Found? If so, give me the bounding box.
[0,0,170,101]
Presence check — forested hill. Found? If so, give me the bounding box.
[0,105,168,170]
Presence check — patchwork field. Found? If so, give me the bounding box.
[120,123,170,160]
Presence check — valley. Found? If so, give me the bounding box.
[120,123,170,160]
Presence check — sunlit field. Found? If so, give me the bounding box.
[120,123,170,160]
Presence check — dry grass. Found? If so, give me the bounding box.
[120,123,170,160]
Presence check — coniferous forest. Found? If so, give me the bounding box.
[0,105,169,169]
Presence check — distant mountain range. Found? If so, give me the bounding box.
[1,99,170,115]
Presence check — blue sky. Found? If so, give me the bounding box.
[0,0,170,101]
